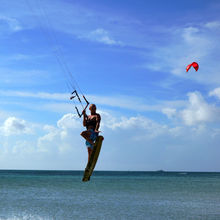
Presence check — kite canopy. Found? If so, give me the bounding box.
[186,62,199,72]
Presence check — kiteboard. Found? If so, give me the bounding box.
[82,135,104,182]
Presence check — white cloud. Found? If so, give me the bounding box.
[88,94,158,111]
[0,90,186,114]
[57,113,81,130]
[205,21,220,29]
[0,112,170,156]
[0,90,68,101]
[1,117,33,136]
[0,15,22,32]
[162,108,176,119]
[100,111,169,141]
[1,90,220,130]
[142,22,220,85]
[37,113,81,153]
[180,92,219,126]
[11,140,35,154]
[82,28,122,45]
[182,26,200,44]
[209,87,220,100]
[5,54,31,61]
[161,91,220,126]
[0,111,220,171]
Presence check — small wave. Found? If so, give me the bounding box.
[3,214,51,220]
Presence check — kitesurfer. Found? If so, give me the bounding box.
[81,104,101,162]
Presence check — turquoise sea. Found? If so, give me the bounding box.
[0,170,220,220]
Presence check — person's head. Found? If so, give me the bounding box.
[89,104,96,114]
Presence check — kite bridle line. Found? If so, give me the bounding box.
[26,0,90,118]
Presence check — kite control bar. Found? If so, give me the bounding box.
[70,90,89,118]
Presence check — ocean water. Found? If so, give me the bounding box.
[0,170,220,220]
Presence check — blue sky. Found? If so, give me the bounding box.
[0,0,220,171]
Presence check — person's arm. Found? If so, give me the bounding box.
[95,114,101,132]
[82,110,88,127]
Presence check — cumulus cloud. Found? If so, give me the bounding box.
[161,92,220,126]
[1,117,33,136]
[100,111,170,141]
[57,113,81,129]
[209,87,220,100]
[11,140,35,154]
[162,108,176,119]
[38,112,169,153]
[0,112,172,156]
[37,113,81,153]
[180,92,220,126]
[0,111,220,171]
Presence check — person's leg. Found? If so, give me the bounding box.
[81,130,94,146]
[87,147,93,162]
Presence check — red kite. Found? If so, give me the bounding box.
[186,62,199,72]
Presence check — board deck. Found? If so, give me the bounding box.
[82,135,104,182]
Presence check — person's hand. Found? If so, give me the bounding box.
[82,110,86,115]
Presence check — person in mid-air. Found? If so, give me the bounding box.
[81,104,101,162]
